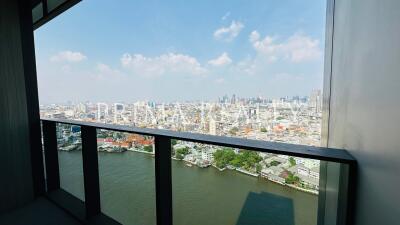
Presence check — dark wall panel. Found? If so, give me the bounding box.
[0,0,35,212]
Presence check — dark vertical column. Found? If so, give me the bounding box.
[81,126,101,218]
[337,162,357,225]
[42,121,60,191]
[317,161,328,225]
[18,0,46,198]
[0,0,45,211]
[154,136,173,225]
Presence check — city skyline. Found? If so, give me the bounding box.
[34,0,326,104]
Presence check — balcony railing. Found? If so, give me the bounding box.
[40,118,357,225]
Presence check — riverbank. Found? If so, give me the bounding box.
[127,147,154,155]
[211,164,226,171]
[236,168,259,177]
[100,149,318,195]
[58,150,318,225]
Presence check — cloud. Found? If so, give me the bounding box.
[214,21,244,41]
[208,52,232,66]
[50,51,87,63]
[250,31,322,63]
[96,63,122,75]
[237,57,257,75]
[121,53,206,76]
[93,63,123,80]
[221,12,230,20]
[249,31,261,43]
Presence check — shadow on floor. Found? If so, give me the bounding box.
[236,192,294,225]
[0,197,82,225]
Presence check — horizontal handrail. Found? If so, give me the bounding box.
[41,118,355,164]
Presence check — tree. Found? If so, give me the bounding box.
[289,157,296,167]
[171,139,177,146]
[229,127,239,135]
[143,145,153,152]
[113,132,124,139]
[285,171,300,184]
[213,149,262,170]
[176,153,184,160]
[270,161,281,167]
[260,127,267,132]
[213,148,235,168]
[256,164,262,173]
[176,147,189,156]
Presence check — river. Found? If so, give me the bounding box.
[58,150,317,225]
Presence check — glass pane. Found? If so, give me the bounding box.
[32,3,43,23]
[56,123,85,201]
[97,129,156,225]
[172,140,319,225]
[47,0,67,12]
[35,0,328,224]
[35,0,327,148]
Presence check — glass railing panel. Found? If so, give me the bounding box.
[32,2,43,23]
[97,129,156,225]
[171,140,319,225]
[47,0,67,12]
[56,123,85,201]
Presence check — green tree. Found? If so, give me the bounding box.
[289,157,296,167]
[214,149,262,170]
[213,148,235,168]
[176,147,189,156]
[176,153,184,160]
[256,164,262,173]
[270,161,281,167]
[285,171,300,184]
[229,127,239,135]
[143,145,153,152]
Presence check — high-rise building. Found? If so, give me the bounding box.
[309,89,322,113]
[97,103,109,121]
[209,118,217,135]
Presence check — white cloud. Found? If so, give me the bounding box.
[96,63,121,75]
[249,31,260,43]
[250,31,322,63]
[50,51,87,63]
[221,12,230,20]
[214,21,244,41]
[237,57,257,75]
[93,63,123,80]
[208,52,232,66]
[121,53,206,76]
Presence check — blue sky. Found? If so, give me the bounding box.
[34,0,327,103]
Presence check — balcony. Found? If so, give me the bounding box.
[25,118,356,225]
[5,0,400,225]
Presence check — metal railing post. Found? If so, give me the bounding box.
[81,126,101,218]
[154,136,173,225]
[42,120,60,191]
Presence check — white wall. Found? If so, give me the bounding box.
[328,0,400,224]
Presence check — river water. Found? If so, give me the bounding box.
[58,150,317,225]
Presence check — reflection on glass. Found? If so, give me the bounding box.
[32,3,43,23]
[97,129,156,225]
[56,123,85,201]
[47,0,67,12]
[172,140,319,225]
